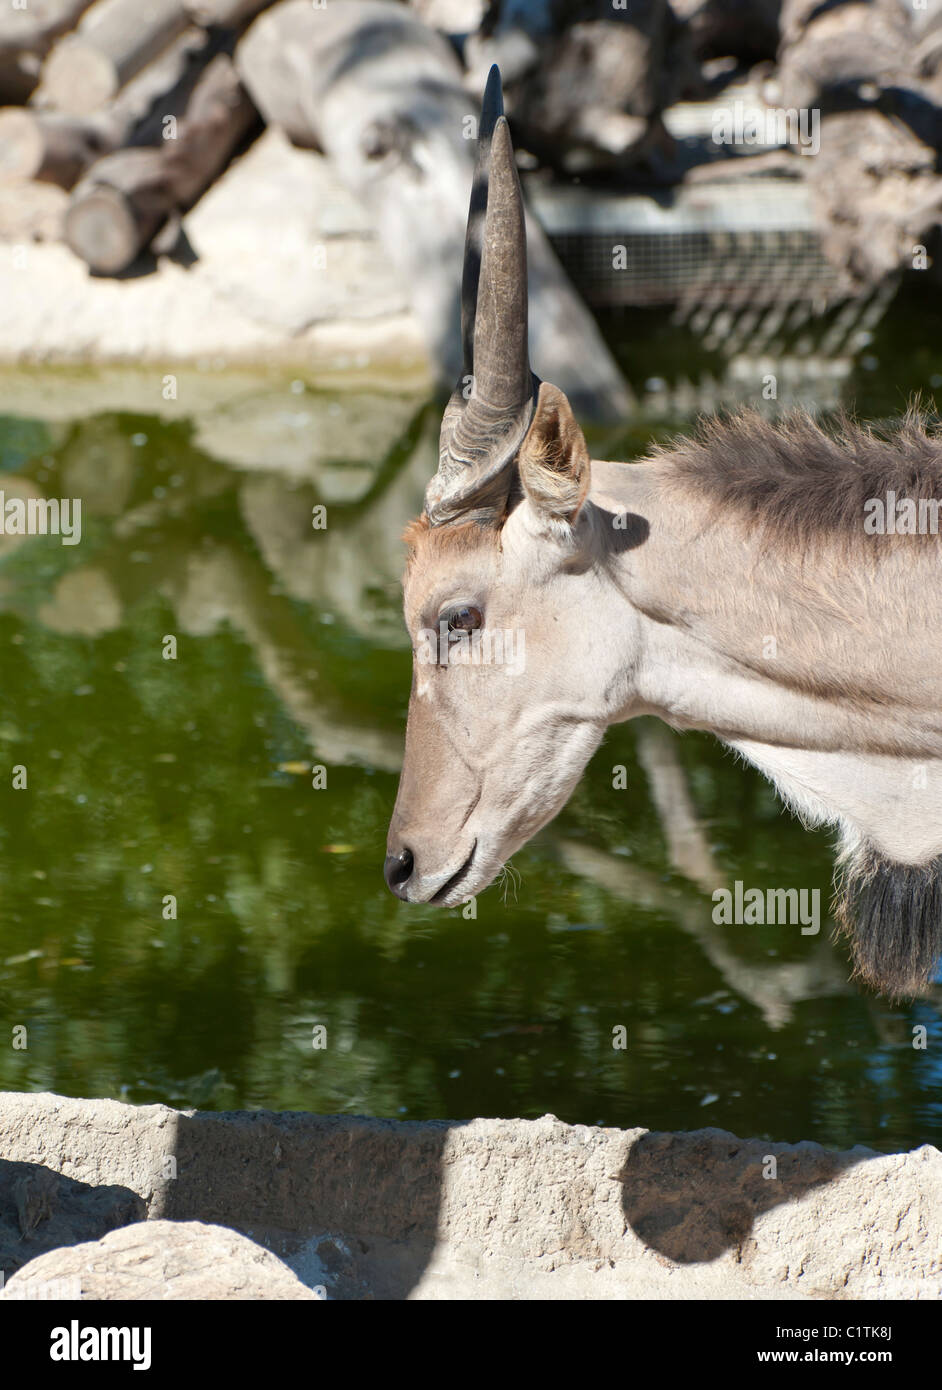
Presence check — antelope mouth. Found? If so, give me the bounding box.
[429,840,477,904]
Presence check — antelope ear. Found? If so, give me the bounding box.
[517,382,591,524]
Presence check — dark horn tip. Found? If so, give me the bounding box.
[481,63,504,124]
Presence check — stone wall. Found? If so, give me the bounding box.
[0,1092,939,1299]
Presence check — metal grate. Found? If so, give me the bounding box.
[547,226,842,307]
[530,178,848,309]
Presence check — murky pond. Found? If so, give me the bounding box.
[0,287,940,1152]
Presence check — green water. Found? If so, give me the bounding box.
[0,287,940,1152]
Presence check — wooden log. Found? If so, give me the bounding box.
[775,0,942,207]
[493,6,683,172]
[0,0,95,50]
[800,109,942,286]
[915,19,942,82]
[161,51,257,205]
[236,0,632,421]
[64,147,171,271]
[35,0,192,114]
[103,24,214,140]
[64,54,257,271]
[0,108,112,185]
[0,0,96,101]
[0,26,215,188]
[776,0,912,111]
[469,1,699,173]
[0,176,68,242]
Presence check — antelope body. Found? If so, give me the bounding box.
[384,68,942,999]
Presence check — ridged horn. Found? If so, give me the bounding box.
[459,62,503,382]
[426,67,539,528]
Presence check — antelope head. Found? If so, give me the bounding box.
[384,68,639,905]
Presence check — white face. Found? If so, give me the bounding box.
[385,501,635,905]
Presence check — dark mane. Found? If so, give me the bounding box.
[834,843,942,1000]
[651,406,942,547]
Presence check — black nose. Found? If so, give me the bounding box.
[384,848,414,899]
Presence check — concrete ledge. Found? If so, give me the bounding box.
[0,129,430,385]
[0,1092,939,1299]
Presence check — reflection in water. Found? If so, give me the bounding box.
[0,296,941,1153]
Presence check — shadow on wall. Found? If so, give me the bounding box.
[616,1129,865,1265]
[0,1158,145,1286]
[161,1110,459,1299]
[164,1113,873,1286]
[0,1101,887,1299]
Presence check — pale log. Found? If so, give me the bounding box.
[0,27,214,189]
[0,107,111,185]
[35,0,191,114]
[64,54,256,271]
[0,0,96,101]
[64,147,171,271]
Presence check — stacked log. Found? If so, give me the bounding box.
[0,25,215,187]
[1,0,942,373]
[0,0,268,265]
[463,0,701,175]
[776,0,913,112]
[769,0,942,288]
[0,0,95,103]
[63,53,258,272]
[801,110,941,286]
[34,0,194,114]
[0,108,112,187]
[236,0,633,419]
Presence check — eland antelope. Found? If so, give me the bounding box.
[384,67,942,1000]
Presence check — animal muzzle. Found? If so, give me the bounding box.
[383,838,479,904]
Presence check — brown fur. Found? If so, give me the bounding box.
[653,406,942,551]
[402,514,500,574]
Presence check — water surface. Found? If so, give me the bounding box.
[0,287,940,1151]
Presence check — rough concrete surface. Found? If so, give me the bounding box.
[0,1159,145,1282]
[0,1092,938,1300]
[0,129,430,381]
[1,1221,321,1301]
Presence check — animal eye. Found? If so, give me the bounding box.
[445,605,483,632]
